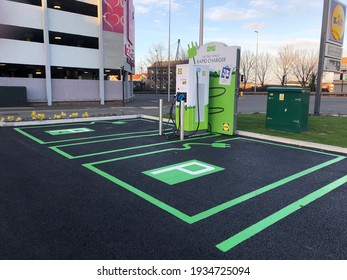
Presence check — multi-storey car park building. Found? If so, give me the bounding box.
[0,0,135,105]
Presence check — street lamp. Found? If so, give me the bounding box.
[168,0,171,101]
[155,49,158,94]
[254,30,259,94]
[199,0,204,46]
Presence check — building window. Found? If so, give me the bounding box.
[48,0,98,17]
[0,63,45,78]
[0,24,43,43]
[51,66,99,80]
[104,69,122,81]
[49,31,98,49]
[6,0,42,6]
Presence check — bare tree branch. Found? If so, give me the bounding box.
[146,43,167,91]
[146,42,166,66]
[273,45,295,85]
[240,50,255,90]
[257,52,273,87]
[292,49,318,87]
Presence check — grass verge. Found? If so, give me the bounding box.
[237,113,347,148]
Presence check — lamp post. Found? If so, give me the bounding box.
[168,0,171,101]
[199,0,204,46]
[155,49,158,94]
[254,30,259,94]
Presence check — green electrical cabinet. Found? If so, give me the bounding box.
[266,87,310,133]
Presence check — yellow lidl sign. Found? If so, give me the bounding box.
[328,0,346,46]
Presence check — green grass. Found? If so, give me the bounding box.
[237,114,347,148]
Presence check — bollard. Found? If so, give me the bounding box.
[159,99,163,135]
[180,100,184,140]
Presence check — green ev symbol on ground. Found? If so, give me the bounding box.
[46,127,94,135]
[143,160,224,185]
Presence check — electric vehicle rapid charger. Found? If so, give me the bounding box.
[175,64,210,136]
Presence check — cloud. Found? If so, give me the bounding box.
[244,22,267,30]
[207,7,263,21]
[135,6,150,14]
[250,0,278,10]
[280,38,320,50]
[133,0,181,12]
[282,0,322,14]
[152,19,162,25]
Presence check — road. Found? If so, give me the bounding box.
[1,93,347,121]
[237,94,347,115]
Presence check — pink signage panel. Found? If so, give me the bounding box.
[102,0,124,33]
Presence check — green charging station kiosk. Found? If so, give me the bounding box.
[175,42,241,136]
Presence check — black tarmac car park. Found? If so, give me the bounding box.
[0,117,346,259]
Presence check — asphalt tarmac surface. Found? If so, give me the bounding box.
[1,118,346,259]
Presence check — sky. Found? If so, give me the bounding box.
[133,0,347,73]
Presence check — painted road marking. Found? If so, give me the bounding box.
[50,134,219,160]
[143,160,224,185]
[13,120,347,254]
[83,138,345,224]
[15,126,159,145]
[13,119,160,145]
[46,127,94,135]
[188,156,345,223]
[216,174,347,252]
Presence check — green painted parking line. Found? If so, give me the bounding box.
[50,133,160,159]
[216,174,347,252]
[189,156,345,223]
[143,160,224,185]
[83,141,222,222]
[13,119,161,145]
[51,134,219,160]
[227,137,342,157]
[14,127,46,144]
[12,118,347,255]
[15,126,160,145]
[82,137,345,224]
[15,121,95,130]
[85,164,192,222]
[46,127,94,135]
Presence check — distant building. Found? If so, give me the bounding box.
[132,73,148,90]
[0,0,135,105]
[147,60,188,93]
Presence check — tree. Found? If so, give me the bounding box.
[136,59,146,74]
[257,52,273,87]
[273,45,295,85]
[146,43,166,91]
[292,49,318,87]
[146,42,166,66]
[240,50,255,90]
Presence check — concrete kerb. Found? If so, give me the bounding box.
[0,114,142,127]
[1,113,346,155]
[144,115,347,155]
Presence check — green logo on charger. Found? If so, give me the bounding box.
[207,45,216,52]
[143,160,224,185]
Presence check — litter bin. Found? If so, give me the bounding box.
[266,87,310,133]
